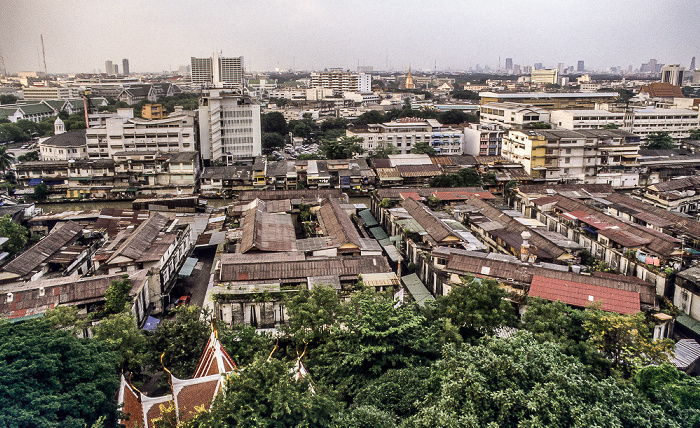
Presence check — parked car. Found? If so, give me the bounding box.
[175,294,191,306]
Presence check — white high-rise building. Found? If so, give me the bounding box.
[191,54,244,89]
[310,69,372,93]
[198,90,261,164]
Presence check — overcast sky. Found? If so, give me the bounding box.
[1,0,698,74]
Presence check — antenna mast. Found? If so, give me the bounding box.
[40,35,48,85]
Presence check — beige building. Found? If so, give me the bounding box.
[530,69,559,85]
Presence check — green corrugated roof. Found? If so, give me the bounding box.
[677,313,700,336]
[358,209,379,227]
[369,226,388,240]
[443,219,468,231]
[43,100,65,110]
[397,218,425,234]
[402,273,434,307]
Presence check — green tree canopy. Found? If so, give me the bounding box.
[688,128,700,140]
[261,111,288,135]
[33,181,48,201]
[643,131,676,150]
[405,333,680,428]
[103,276,132,315]
[0,319,120,427]
[262,132,287,154]
[409,141,436,156]
[319,136,364,159]
[0,214,27,255]
[283,285,344,346]
[368,143,399,158]
[185,356,340,428]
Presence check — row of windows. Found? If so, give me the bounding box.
[222,110,253,118]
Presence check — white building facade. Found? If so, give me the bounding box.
[198,90,262,164]
[347,118,465,155]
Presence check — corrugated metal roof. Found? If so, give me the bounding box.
[3,221,83,277]
[358,209,379,227]
[402,273,434,307]
[671,338,700,370]
[529,275,640,314]
[361,272,400,287]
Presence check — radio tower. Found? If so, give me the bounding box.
[40,35,48,85]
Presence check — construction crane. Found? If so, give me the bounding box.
[40,35,48,86]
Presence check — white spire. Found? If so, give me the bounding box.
[54,116,65,135]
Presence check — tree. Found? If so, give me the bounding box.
[643,131,675,150]
[33,181,48,201]
[185,356,340,428]
[332,405,397,428]
[405,332,679,428]
[429,167,482,188]
[261,111,288,135]
[0,214,27,255]
[103,276,132,315]
[0,319,121,427]
[18,150,39,162]
[429,276,517,341]
[283,285,343,345]
[0,145,15,175]
[354,110,386,126]
[262,132,287,154]
[147,306,212,379]
[319,136,364,159]
[309,289,440,400]
[410,141,436,156]
[44,305,87,334]
[582,310,674,374]
[438,110,477,125]
[524,121,552,129]
[603,122,620,129]
[216,323,274,367]
[451,90,479,100]
[688,128,700,140]
[292,121,312,138]
[353,366,432,419]
[92,311,147,374]
[368,143,399,158]
[634,363,700,425]
[0,94,18,105]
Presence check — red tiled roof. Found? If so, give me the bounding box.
[432,191,496,201]
[529,275,640,314]
[639,82,684,98]
[399,192,422,201]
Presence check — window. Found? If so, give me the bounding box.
[565,157,570,164]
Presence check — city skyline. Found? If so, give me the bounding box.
[1,0,699,74]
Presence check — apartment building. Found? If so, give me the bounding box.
[479,92,618,110]
[85,110,197,158]
[346,118,465,155]
[479,102,550,128]
[502,129,641,186]
[310,69,371,93]
[462,124,504,156]
[198,90,262,164]
[191,54,244,89]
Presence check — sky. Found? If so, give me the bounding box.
[1,0,699,74]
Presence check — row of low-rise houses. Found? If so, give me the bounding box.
[0,206,196,326]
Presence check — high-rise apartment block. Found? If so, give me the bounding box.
[661,64,685,86]
[577,60,585,72]
[310,69,371,94]
[198,90,261,164]
[105,60,114,75]
[122,59,130,76]
[505,58,513,72]
[191,54,244,89]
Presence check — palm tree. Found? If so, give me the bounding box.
[0,145,15,177]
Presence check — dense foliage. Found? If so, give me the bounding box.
[0,319,120,427]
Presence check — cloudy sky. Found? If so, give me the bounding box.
[2,0,698,74]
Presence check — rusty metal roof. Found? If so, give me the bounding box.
[317,199,362,249]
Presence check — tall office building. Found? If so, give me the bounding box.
[661,64,685,86]
[114,65,118,75]
[505,58,513,72]
[534,63,543,70]
[198,90,261,164]
[122,59,130,76]
[577,60,585,72]
[690,57,696,71]
[191,54,244,89]
[105,60,114,75]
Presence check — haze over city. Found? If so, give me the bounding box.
[2,0,699,73]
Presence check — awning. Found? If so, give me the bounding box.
[369,226,388,240]
[178,257,198,277]
[143,316,161,332]
[382,244,403,263]
[676,313,700,337]
[402,273,434,307]
[29,178,42,186]
[358,209,379,227]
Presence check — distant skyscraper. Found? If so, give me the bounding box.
[122,59,130,76]
[577,60,585,72]
[661,64,685,85]
[114,64,118,75]
[691,57,696,71]
[513,64,521,75]
[105,60,114,75]
[534,63,543,70]
[557,63,564,74]
[505,58,513,71]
